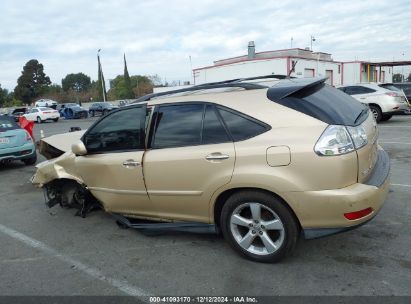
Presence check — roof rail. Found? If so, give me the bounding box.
[133,82,268,103]
[238,74,295,81]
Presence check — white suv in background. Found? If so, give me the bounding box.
[338,83,410,122]
[35,99,58,108]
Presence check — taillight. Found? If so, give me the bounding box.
[385,92,398,97]
[314,125,368,156]
[344,207,373,220]
[43,111,51,114]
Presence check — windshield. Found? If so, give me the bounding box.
[0,116,19,131]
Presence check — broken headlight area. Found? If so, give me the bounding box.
[43,179,101,218]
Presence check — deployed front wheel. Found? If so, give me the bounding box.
[220,191,298,263]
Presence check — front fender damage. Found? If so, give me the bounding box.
[31,151,83,187]
[31,151,100,217]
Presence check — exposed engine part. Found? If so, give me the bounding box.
[44,180,101,218]
[38,140,65,160]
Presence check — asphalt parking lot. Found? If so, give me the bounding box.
[0,116,410,297]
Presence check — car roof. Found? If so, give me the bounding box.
[146,87,324,128]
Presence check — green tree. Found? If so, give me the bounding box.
[123,54,134,99]
[0,84,8,107]
[40,84,65,103]
[62,73,91,92]
[14,59,51,104]
[107,75,153,100]
[97,55,107,101]
[393,73,403,82]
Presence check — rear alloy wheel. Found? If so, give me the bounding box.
[370,105,382,123]
[102,109,108,116]
[36,116,42,124]
[90,110,95,117]
[221,191,298,263]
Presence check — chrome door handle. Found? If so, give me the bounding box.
[122,159,140,167]
[205,153,229,161]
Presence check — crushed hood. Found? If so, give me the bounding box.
[39,130,85,159]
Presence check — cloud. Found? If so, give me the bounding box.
[0,0,410,90]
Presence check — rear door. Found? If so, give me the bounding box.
[143,103,235,222]
[74,105,152,216]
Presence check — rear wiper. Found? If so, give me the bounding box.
[354,106,368,124]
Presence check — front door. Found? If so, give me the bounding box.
[74,105,153,216]
[143,103,236,223]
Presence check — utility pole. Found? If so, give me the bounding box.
[189,55,193,85]
[310,35,316,51]
[290,37,293,48]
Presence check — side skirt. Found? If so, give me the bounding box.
[111,213,218,235]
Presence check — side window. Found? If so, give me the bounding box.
[202,105,230,144]
[357,86,376,94]
[152,104,204,148]
[218,107,268,141]
[343,86,358,95]
[83,106,146,153]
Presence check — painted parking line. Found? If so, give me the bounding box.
[379,142,411,145]
[379,125,411,128]
[391,184,411,188]
[0,223,151,298]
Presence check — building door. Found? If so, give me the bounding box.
[325,70,333,85]
[381,71,385,83]
[304,68,315,77]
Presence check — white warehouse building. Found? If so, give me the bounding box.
[192,42,393,86]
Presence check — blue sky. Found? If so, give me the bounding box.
[0,0,410,90]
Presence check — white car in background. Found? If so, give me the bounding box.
[338,83,410,122]
[24,107,60,123]
[35,99,58,108]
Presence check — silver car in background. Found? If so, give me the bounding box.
[338,83,410,122]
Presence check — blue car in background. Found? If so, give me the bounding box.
[0,116,37,165]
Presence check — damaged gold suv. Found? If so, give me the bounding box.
[32,76,390,263]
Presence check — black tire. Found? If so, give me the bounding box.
[102,109,108,116]
[36,116,42,124]
[370,105,382,123]
[90,110,95,117]
[23,154,37,166]
[381,114,392,122]
[53,118,59,122]
[220,190,299,263]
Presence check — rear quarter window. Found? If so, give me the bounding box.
[217,107,269,141]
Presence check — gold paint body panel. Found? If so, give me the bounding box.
[32,88,389,230]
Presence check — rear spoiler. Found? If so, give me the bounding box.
[266,77,368,126]
[267,77,327,101]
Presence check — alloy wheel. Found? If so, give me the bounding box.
[230,202,285,255]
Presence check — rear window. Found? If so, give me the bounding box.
[0,116,19,131]
[380,85,401,92]
[279,84,366,126]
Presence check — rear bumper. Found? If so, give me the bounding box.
[286,149,390,239]
[0,142,36,161]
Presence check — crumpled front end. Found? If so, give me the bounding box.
[31,151,84,187]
